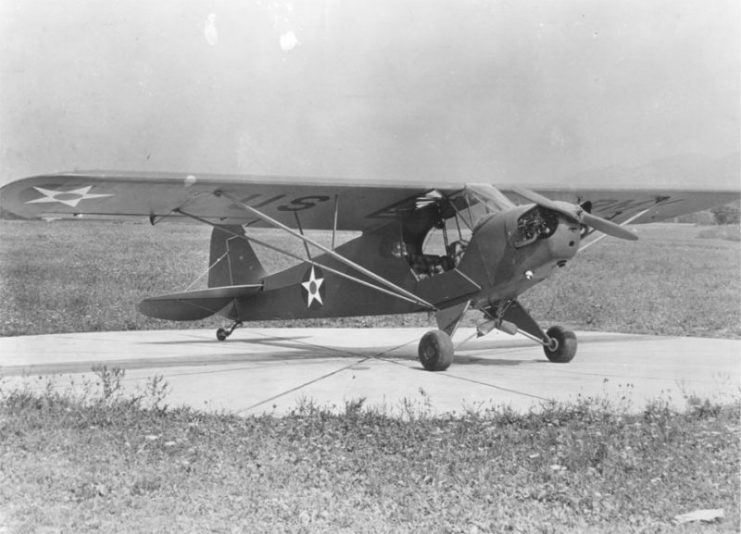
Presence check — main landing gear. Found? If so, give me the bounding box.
[418,330,455,371]
[543,325,577,363]
[417,300,578,371]
[216,321,242,341]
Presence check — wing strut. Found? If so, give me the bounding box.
[331,194,339,250]
[293,211,312,260]
[213,191,437,311]
[175,209,437,311]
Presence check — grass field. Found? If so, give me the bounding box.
[1,220,739,337]
[0,376,738,533]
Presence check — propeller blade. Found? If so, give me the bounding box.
[582,212,638,241]
[511,188,580,222]
[512,187,638,241]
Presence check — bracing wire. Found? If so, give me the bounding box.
[184,247,231,291]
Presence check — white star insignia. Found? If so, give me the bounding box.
[26,186,114,208]
[301,266,324,308]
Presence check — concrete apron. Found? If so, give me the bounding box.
[1,328,738,417]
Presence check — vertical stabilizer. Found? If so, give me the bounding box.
[208,225,266,287]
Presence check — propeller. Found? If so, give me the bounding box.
[512,188,638,241]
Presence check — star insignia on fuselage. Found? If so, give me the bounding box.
[300,265,325,309]
[26,186,114,208]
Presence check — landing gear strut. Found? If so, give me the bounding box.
[482,299,578,363]
[216,321,242,341]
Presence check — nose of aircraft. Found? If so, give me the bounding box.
[548,216,581,262]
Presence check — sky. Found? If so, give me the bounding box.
[0,0,738,187]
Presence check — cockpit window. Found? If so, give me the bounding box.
[512,207,558,248]
[406,219,472,278]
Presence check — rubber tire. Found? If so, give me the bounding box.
[543,326,577,363]
[216,328,228,341]
[418,330,455,371]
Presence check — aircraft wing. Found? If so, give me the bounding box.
[524,187,739,226]
[0,168,738,230]
[0,171,463,231]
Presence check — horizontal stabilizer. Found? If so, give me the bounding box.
[138,284,262,321]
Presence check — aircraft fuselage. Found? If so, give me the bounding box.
[232,205,581,322]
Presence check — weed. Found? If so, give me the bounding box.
[399,390,434,422]
[138,374,170,413]
[685,394,723,419]
[91,365,125,403]
[343,397,366,418]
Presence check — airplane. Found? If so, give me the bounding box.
[1,167,738,371]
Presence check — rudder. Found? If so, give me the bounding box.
[208,225,266,287]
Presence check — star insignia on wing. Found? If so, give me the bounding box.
[300,265,325,309]
[26,186,114,208]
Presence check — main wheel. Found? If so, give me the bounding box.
[543,326,577,363]
[216,328,229,341]
[418,330,455,371]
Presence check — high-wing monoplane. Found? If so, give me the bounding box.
[1,170,738,371]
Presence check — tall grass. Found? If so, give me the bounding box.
[0,371,737,533]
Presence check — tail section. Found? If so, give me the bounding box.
[138,225,266,321]
[208,225,266,287]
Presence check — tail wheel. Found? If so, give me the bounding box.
[418,330,455,371]
[216,321,242,341]
[543,326,577,363]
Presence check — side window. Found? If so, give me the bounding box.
[409,222,471,278]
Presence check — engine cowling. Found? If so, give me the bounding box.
[458,205,581,303]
